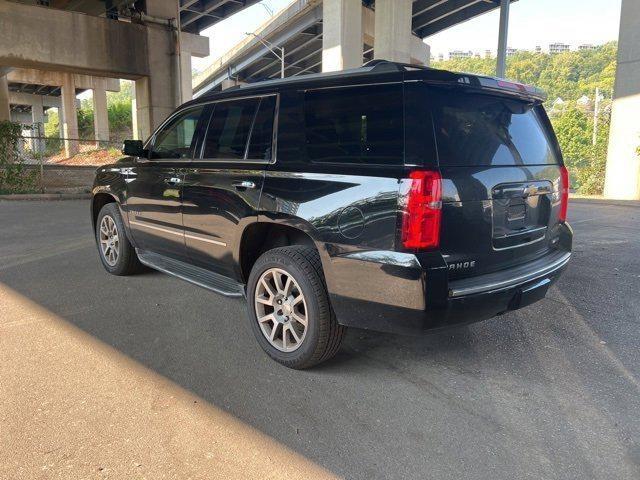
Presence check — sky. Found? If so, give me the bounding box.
[192,0,622,71]
[193,0,292,71]
[427,0,622,57]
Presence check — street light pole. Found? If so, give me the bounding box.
[245,32,285,78]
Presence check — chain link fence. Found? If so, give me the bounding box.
[8,123,125,193]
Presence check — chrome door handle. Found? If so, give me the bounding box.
[232,180,256,189]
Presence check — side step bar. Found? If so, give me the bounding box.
[137,250,245,298]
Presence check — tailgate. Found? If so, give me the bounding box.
[429,89,566,279]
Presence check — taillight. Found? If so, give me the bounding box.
[402,170,442,250]
[559,166,569,222]
[497,79,527,92]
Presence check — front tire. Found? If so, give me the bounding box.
[247,246,346,369]
[95,203,143,276]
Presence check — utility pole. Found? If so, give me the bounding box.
[593,87,600,146]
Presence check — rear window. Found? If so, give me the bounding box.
[432,93,558,167]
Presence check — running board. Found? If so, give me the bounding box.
[137,250,245,298]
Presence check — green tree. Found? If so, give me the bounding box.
[433,43,618,195]
[0,121,38,193]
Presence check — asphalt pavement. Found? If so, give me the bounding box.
[1,199,639,479]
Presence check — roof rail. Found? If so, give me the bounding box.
[363,59,432,72]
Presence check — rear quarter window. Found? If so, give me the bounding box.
[431,92,558,167]
[303,84,404,166]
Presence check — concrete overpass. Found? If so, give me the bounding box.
[194,0,520,95]
[0,0,258,154]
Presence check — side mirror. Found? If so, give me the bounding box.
[122,139,145,157]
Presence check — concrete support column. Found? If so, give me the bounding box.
[92,77,110,146]
[373,0,413,63]
[57,107,65,139]
[180,52,193,103]
[178,33,210,102]
[134,26,179,141]
[496,0,510,78]
[0,76,10,122]
[220,79,247,90]
[604,0,640,200]
[322,0,363,72]
[411,41,430,66]
[131,86,138,141]
[30,96,45,153]
[60,72,78,157]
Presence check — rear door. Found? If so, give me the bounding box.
[426,88,565,279]
[182,94,277,277]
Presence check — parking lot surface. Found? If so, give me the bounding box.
[1,199,639,479]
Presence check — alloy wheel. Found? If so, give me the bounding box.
[254,268,308,352]
[99,214,120,266]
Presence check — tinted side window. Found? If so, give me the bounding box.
[151,107,203,159]
[303,84,404,165]
[431,93,558,167]
[202,99,260,160]
[247,96,276,161]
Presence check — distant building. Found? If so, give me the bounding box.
[550,97,566,115]
[506,47,518,57]
[535,45,542,54]
[549,43,571,54]
[485,49,492,58]
[578,44,597,51]
[449,50,473,59]
[438,53,444,62]
[576,95,594,112]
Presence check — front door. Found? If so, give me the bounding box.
[182,95,277,277]
[126,106,205,260]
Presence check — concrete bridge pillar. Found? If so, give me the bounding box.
[29,96,45,153]
[180,51,194,103]
[322,0,363,72]
[131,87,138,141]
[60,73,78,157]
[92,77,110,145]
[604,0,640,200]
[374,0,413,63]
[179,32,210,103]
[0,76,9,121]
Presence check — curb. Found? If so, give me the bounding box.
[0,193,91,201]
[569,195,640,208]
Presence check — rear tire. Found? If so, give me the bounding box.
[95,203,143,276]
[246,246,346,369]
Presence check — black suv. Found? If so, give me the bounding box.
[92,61,572,369]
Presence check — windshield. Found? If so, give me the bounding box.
[432,93,558,167]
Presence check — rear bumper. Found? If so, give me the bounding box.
[329,247,571,336]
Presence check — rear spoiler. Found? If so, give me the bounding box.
[475,76,547,102]
[411,68,547,103]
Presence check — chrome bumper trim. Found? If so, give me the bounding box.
[449,251,571,298]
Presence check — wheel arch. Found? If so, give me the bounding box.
[236,219,328,284]
[91,191,119,230]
